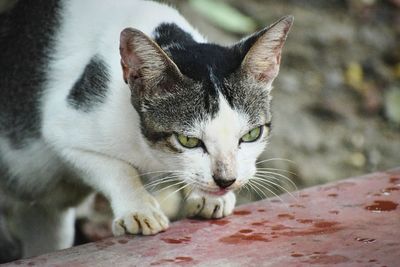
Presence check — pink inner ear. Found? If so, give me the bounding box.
[119,30,143,83]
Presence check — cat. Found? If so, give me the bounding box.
[0,0,292,261]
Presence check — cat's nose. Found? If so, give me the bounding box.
[213,176,236,189]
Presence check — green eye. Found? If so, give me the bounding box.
[176,134,201,148]
[241,126,263,143]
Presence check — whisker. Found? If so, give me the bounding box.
[256,170,298,192]
[256,167,297,176]
[144,178,181,191]
[256,158,296,165]
[162,182,192,202]
[144,175,182,189]
[151,180,187,195]
[253,176,298,202]
[251,179,289,208]
[247,181,265,200]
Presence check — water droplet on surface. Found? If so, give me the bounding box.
[365,200,398,212]
[291,253,303,257]
[239,229,253,233]
[355,237,376,243]
[209,219,230,226]
[233,210,251,216]
[277,213,295,220]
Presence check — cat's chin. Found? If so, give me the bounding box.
[199,188,230,197]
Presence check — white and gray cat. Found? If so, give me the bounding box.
[0,0,292,261]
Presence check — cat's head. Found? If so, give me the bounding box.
[119,16,293,196]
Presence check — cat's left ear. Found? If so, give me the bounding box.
[119,28,182,90]
[235,16,293,86]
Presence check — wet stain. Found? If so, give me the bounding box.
[291,253,303,257]
[384,187,399,192]
[239,229,253,233]
[161,236,191,244]
[355,237,376,243]
[176,256,193,262]
[314,221,338,228]
[104,241,114,246]
[257,208,266,212]
[290,204,305,208]
[365,200,398,212]
[305,254,349,264]
[312,251,326,255]
[151,256,193,266]
[328,193,338,197]
[95,240,115,249]
[279,221,342,237]
[296,219,314,224]
[278,213,295,220]
[209,219,230,226]
[369,259,378,262]
[219,232,269,244]
[389,176,399,184]
[233,210,251,216]
[324,182,355,191]
[251,220,269,226]
[271,224,292,231]
[118,239,129,244]
[329,210,339,214]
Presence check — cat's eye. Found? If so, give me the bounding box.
[176,134,201,149]
[241,126,263,143]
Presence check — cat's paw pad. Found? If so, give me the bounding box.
[112,207,169,236]
[185,191,236,219]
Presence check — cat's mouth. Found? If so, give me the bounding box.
[199,188,229,196]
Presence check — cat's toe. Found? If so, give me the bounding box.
[112,209,169,236]
[185,191,236,219]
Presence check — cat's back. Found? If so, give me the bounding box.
[0,0,61,147]
[0,0,202,148]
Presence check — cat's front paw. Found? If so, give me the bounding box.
[184,191,236,219]
[112,204,169,236]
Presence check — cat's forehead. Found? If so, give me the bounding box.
[154,23,243,83]
[142,23,271,135]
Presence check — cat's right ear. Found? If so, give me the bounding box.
[119,28,182,92]
[235,16,293,87]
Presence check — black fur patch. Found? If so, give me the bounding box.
[154,23,248,115]
[68,56,110,111]
[0,0,61,148]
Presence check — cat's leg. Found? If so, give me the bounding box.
[184,189,236,219]
[0,209,21,263]
[62,149,169,236]
[10,204,75,258]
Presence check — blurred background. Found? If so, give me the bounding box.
[2,0,399,244]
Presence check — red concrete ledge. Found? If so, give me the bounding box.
[4,169,400,267]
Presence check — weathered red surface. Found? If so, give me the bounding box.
[4,169,400,267]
